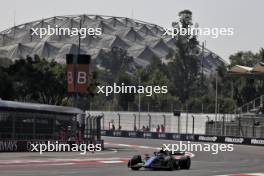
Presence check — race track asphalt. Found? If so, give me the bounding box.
[0,136,263,176]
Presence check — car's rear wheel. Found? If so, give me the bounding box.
[179,158,191,169]
[173,161,179,170]
[131,167,140,170]
[129,155,142,171]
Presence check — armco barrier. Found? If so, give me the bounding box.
[0,140,104,152]
[101,130,264,146]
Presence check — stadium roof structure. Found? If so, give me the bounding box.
[0,99,84,115]
[0,14,225,72]
[229,62,264,79]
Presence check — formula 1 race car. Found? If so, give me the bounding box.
[127,150,191,171]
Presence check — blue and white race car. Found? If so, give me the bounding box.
[127,149,191,171]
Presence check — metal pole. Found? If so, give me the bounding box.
[133,114,137,131]
[247,104,249,113]
[215,73,218,134]
[218,104,220,119]
[222,115,225,136]
[72,116,77,139]
[73,54,78,108]
[186,104,188,134]
[138,76,141,129]
[118,113,121,130]
[178,115,180,133]
[201,41,204,94]
[102,113,105,130]
[163,115,166,132]
[147,103,150,113]
[78,17,82,55]
[252,118,255,137]
[192,115,195,134]
[237,117,241,136]
[73,16,83,108]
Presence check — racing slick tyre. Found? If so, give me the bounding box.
[167,159,174,171]
[173,161,179,170]
[131,167,141,171]
[129,155,142,171]
[179,157,191,170]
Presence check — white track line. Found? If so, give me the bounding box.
[215,173,264,176]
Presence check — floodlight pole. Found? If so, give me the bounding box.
[201,41,205,96]
[78,17,82,56]
[73,17,83,108]
[214,72,218,134]
[73,55,78,107]
[215,73,218,118]
[201,42,204,88]
[138,76,141,129]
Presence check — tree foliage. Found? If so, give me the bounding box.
[1,10,264,114]
[0,56,69,105]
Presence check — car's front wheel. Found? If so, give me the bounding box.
[131,167,140,170]
[179,158,191,169]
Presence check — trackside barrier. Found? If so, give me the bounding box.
[84,114,103,140]
[101,130,264,146]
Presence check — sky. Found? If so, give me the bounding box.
[0,0,263,62]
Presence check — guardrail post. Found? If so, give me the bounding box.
[222,115,225,136]
[252,118,255,137]
[102,112,104,130]
[163,115,166,132]
[237,116,241,136]
[192,115,195,134]
[84,114,90,139]
[133,114,137,131]
[96,115,103,140]
[117,113,121,130]
[186,104,189,134]
[178,114,181,133]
